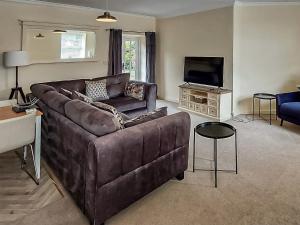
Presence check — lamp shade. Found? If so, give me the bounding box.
[3,51,30,67]
[96,12,117,22]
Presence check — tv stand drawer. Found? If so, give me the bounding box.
[208,107,218,117]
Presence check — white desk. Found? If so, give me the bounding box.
[0,106,42,183]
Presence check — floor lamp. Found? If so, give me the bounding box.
[3,51,29,103]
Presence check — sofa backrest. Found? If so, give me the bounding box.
[32,73,130,98]
[64,100,120,136]
[93,73,130,98]
[45,79,88,94]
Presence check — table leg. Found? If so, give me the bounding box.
[259,99,261,117]
[235,131,238,174]
[214,139,218,188]
[269,99,272,125]
[193,128,196,172]
[275,99,278,120]
[252,97,255,121]
[34,115,41,184]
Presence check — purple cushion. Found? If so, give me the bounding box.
[280,102,300,118]
[93,73,130,98]
[41,91,70,115]
[31,84,57,99]
[64,100,119,136]
[101,96,147,112]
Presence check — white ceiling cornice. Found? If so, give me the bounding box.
[235,0,300,7]
[0,0,156,19]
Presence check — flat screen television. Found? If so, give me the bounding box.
[184,57,224,87]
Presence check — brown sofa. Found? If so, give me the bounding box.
[37,73,157,118]
[30,81,191,225]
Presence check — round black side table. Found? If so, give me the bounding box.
[252,93,277,125]
[193,122,238,188]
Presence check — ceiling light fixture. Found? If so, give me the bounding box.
[53,29,67,34]
[96,0,117,23]
[34,33,45,39]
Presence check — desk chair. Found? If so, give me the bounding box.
[0,100,37,183]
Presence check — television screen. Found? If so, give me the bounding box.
[184,57,224,87]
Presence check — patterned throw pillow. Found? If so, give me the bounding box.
[60,88,72,98]
[85,80,109,101]
[124,107,168,128]
[92,102,125,129]
[71,91,93,104]
[124,82,145,101]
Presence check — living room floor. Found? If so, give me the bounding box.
[5,100,300,225]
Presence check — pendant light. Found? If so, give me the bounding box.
[34,33,45,39]
[96,0,117,23]
[53,29,67,34]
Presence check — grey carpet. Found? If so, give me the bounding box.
[8,100,300,225]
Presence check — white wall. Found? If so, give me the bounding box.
[233,4,300,114]
[156,7,233,102]
[0,1,155,100]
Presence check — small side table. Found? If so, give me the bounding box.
[193,122,238,188]
[252,93,277,125]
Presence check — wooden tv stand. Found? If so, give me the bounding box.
[178,84,232,121]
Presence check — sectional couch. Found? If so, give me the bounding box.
[30,77,191,225]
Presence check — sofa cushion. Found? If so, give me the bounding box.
[124,107,168,128]
[101,96,147,112]
[31,84,57,99]
[280,102,300,117]
[85,80,109,101]
[60,88,72,98]
[41,91,70,115]
[107,83,125,99]
[93,73,130,98]
[124,82,145,100]
[92,102,125,129]
[64,100,119,136]
[71,91,93,104]
[45,79,87,93]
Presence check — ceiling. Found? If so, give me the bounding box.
[22,0,300,18]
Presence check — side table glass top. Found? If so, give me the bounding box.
[195,122,236,139]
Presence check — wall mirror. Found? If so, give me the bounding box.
[22,22,97,64]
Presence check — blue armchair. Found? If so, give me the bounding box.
[276,91,300,126]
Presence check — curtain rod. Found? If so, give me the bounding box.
[105,29,148,34]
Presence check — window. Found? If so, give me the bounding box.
[61,31,87,59]
[122,34,146,81]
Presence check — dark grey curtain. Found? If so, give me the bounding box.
[145,32,156,83]
[108,29,122,76]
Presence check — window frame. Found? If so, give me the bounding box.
[122,34,142,81]
[60,31,87,60]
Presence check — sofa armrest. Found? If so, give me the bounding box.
[129,80,157,112]
[276,91,300,106]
